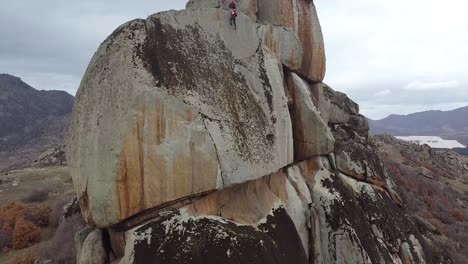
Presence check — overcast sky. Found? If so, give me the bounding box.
[0,0,467,119]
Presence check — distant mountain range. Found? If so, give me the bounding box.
[369,106,468,146]
[0,74,73,171]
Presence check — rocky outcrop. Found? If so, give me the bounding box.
[68,8,294,227]
[285,72,334,160]
[262,25,303,71]
[374,135,467,263]
[31,144,67,168]
[258,0,326,82]
[76,229,108,264]
[376,135,468,179]
[119,169,310,263]
[68,1,452,263]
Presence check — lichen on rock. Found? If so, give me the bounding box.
[67,1,454,263]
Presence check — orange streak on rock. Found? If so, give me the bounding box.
[115,100,219,222]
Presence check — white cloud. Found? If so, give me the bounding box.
[0,0,187,94]
[316,0,468,118]
[374,89,391,97]
[0,0,467,119]
[404,80,460,91]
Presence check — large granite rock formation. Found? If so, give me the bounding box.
[67,1,453,263]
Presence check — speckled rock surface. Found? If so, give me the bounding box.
[120,169,311,263]
[285,72,334,161]
[257,0,326,81]
[69,1,453,264]
[112,156,450,264]
[68,8,293,227]
[77,229,108,264]
[262,25,303,71]
[122,207,307,264]
[311,82,360,126]
[187,0,258,20]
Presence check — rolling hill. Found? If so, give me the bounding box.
[369,106,468,146]
[0,74,73,171]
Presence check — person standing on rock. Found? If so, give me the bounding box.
[228,0,236,9]
[230,8,238,30]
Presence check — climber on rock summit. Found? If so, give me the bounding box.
[228,0,236,9]
[230,8,238,30]
[226,0,237,30]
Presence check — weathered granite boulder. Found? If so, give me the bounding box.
[68,1,453,264]
[77,229,108,264]
[186,0,220,9]
[121,207,307,264]
[310,82,363,127]
[75,227,93,264]
[331,123,403,206]
[257,0,326,81]
[68,8,293,227]
[333,125,385,182]
[236,0,258,19]
[119,168,311,263]
[262,25,303,71]
[285,72,334,160]
[257,0,290,26]
[298,157,450,264]
[108,156,448,263]
[187,0,258,20]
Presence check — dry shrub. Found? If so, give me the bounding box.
[0,203,27,228]
[22,188,49,203]
[434,210,456,225]
[9,251,36,264]
[422,195,434,210]
[451,252,468,264]
[40,214,86,263]
[450,209,465,222]
[1,224,13,251]
[428,218,447,236]
[0,202,51,250]
[12,218,41,249]
[24,206,51,227]
[419,210,432,220]
[387,165,402,178]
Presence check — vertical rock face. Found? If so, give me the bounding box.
[262,25,303,71]
[68,1,452,263]
[257,0,326,82]
[285,72,334,160]
[68,9,294,227]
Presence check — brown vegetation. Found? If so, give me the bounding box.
[376,136,468,264]
[0,202,50,251]
[24,205,51,227]
[12,218,41,250]
[0,167,76,263]
[9,252,36,264]
[450,209,465,222]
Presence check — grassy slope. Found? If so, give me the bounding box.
[0,167,74,264]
